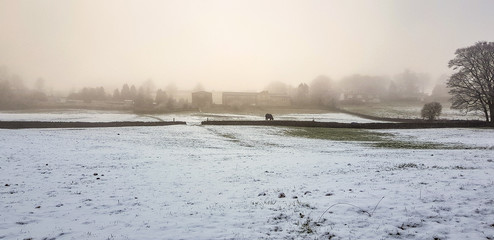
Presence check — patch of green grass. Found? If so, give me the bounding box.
[284,127,467,150]
[372,140,449,149]
[285,127,390,142]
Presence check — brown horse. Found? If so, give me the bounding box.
[265,113,274,120]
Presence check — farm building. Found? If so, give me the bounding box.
[191,91,213,108]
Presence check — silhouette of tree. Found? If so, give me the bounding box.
[294,83,309,105]
[129,85,137,100]
[139,79,155,97]
[121,84,131,100]
[339,75,389,99]
[155,89,168,105]
[429,75,450,102]
[389,70,430,101]
[165,83,178,97]
[113,88,121,100]
[447,41,494,122]
[421,102,442,121]
[68,87,107,103]
[310,75,333,106]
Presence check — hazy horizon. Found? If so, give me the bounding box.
[1,0,494,93]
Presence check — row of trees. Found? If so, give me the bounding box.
[0,67,48,109]
[263,70,446,108]
[67,80,191,112]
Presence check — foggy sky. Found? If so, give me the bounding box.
[1,0,494,92]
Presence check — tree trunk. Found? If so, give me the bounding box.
[489,104,494,122]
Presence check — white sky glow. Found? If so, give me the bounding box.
[1,0,493,92]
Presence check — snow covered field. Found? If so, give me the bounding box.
[0,110,158,123]
[0,109,387,124]
[1,122,494,239]
[341,104,485,121]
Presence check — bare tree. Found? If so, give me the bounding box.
[447,41,494,122]
[310,75,333,106]
[294,83,309,105]
[429,75,450,102]
[139,79,156,97]
[421,102,442,121]
[120,84,131,100]
[388,70,430,101]
[338,74,389,100]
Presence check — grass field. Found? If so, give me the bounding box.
[285,127,473,149]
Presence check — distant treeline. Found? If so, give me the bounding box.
[67,81,193,113]
[0,67,48,110]
[1,66,450,112]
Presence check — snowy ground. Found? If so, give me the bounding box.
[341,103,485,121]
[0,110,388,124]
[1,122,494,239]
[0,110,157,122]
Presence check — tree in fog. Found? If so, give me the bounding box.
[0,67,30,108]
[388,70,430,101]
[68,87,107,103]
[9,74,26,92]
[264,81,288,95]
[338,74,389,100]
[447,41,494,122]
[0,67,48,108]
[135,79,156,108]
[310,75,334,106]
[0,78,13,108]
[155,89,168,105]
[134,92,153,108]
[112,88,121,100]
[421,102,442,121]
[139,79,156,97]
[429,75,450,102]
[294,83,309,105]
[165,83,178,97]
[121,84,131,100]
[129,85,137,100]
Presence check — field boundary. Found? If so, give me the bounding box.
[201,120,492,129]
[0,121,186,129]
[1,120,491,129]
[335,107,423,123]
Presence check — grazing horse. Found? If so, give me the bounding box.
[265,113,274,121]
